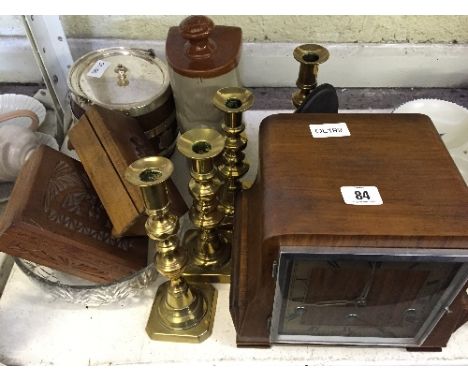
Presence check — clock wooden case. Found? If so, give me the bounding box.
[230,113,468,350]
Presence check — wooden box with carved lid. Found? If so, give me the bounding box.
[0,146,148,283]
[69,105,187,237]
[231,113,468,350]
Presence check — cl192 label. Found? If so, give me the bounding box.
[309,123,351,138]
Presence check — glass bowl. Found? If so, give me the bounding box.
[12,194,191,307]
[14,255,158,307]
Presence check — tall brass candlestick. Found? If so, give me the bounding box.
[292,44,329,109]
[177,128,231,283]
[124,156,216,343]
[212,87,254,228]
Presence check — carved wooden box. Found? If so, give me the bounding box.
[68,105,187,237]
[0,146,148,283]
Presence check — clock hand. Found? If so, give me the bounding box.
[307,299,359,307]
[299,263,378,308]
[355,262,377,306]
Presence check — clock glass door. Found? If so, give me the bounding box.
[271,251,468,346]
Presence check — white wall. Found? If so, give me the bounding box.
[1,15,468,43]
[1,15,468,86]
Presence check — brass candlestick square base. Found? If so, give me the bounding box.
[146,281,218,343]
[183,261,231,284]
[182,229,231,283]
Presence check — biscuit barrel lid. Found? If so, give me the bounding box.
[68,47,171,117]
[165,15,242,79]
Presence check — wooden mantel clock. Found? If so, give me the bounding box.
[230,113,468,350]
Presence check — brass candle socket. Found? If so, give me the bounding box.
[212,87,254,228]
[177,128,231,283]
[292,44,329,109]
[124,156,216,343]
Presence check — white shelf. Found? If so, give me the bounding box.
[0,263,467,366]
[0,110,467,365]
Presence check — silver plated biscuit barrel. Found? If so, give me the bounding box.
[68,47,178,156]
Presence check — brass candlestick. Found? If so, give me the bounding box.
[124,156,216,343]
[292,44,329,109]
[212,87,254,228]
[177,128,231,283]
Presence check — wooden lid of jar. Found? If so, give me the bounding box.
[165,15,242,79]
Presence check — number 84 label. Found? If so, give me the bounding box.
[340,186,383,206]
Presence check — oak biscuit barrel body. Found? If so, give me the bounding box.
[68,47,178,156]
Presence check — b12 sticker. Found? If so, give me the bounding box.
[87,60,111,78]
[340,186,383,206]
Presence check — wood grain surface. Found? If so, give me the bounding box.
[69,106,187,237]
[231,113,468,348]
[0,146,148,283]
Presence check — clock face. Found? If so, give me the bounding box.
[271,251,468,346]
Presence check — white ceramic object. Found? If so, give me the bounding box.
[0,93,46,130]
[60,134,80,161]
[447,142,468,186]
[451,154,468,186]
[0,125,39,182]
[0,125,58,182]
[34,131,59,151]
[394,99,468,149]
